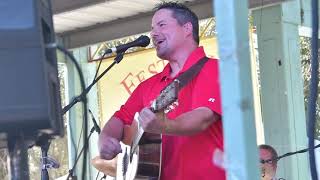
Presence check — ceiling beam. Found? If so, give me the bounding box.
[249,0,288,9]
[59,0,213,49]
[51,0,110,14]
[51,0,289,14]
[58,0,290,49]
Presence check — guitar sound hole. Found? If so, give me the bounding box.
[137,133,161,178]
[137,164,160,177]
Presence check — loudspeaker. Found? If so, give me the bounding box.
[0,0,63,137]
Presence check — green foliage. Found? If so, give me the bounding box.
[0,149,8,180]
[300,36,320,139]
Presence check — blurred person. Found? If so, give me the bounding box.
[259,144,278,180]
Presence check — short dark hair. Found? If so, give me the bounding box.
[154,1,199,44]
[259,144,278,165]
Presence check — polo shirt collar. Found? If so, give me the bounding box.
[160,46,206,81]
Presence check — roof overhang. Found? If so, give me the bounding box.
[52,0,290,49]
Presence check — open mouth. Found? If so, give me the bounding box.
[157,40,164,45]
[154,39,165,46]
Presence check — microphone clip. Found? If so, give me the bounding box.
[89,109,101,134]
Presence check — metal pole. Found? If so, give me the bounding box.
[214,0,260,179]
[40,141,50,180]
[8,134,30,180]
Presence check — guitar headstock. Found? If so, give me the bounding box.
[151,79,180,113]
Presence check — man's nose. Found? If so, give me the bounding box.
[150,28,160,37]
[150,32,158,46]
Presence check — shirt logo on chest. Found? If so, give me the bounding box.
[208,98,215,103]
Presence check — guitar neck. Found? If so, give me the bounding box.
[130,97,164,156]
[130,113,145,154]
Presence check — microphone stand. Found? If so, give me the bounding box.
[35,134,60,180]
[59,48,124,179]
[40,138,50,180]
[62,35,150,114]
[8,134,30,180]
[62,52,124,114]
[66,111,101,179]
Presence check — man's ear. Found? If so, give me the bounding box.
[183,22,193,36]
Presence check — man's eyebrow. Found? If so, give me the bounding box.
[157,20,166,25]
[151,20,166,29]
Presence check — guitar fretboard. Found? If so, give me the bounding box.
[130,112,145,156]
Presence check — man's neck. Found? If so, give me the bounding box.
[168,45,198,77]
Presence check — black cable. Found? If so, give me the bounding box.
[279,144,320,162]
[93,56,103,81]
[260,144,320,164]
[59,60,78,159]
[75,119,84,159]
[100,174,106,180]
[95,171,100,180]
[60,48,126,119]
[52,44,125,180]
[68,117,79,160]
[61,49,121,115]
[88,109,101,134]
[308,0,319,179]
[66,126,95,180]
[56,45,89,180]
[55,45,123,180]
[59,44,108,168]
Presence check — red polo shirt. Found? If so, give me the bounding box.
[114,47,225,180]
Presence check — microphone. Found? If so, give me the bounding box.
[104,35,150,54]
[89,109,101,134]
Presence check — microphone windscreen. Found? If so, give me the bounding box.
[136,35,150,47]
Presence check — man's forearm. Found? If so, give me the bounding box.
[99,117,124,145]
[164,107,220,135]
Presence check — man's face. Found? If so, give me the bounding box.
[151,9,187,60]
[260,149,277,180]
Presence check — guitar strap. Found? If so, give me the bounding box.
[134,56,209,147]
[170,56,209,91]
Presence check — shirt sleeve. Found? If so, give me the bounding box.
[191,59,222,115]
[113,82,145,125]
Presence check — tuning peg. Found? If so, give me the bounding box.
[164,101,179,114]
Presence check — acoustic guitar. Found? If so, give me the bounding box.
[92,79,179,180]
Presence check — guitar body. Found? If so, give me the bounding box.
[116,131,162,180]
[136,132,161,179]
[92,124,162,180]
[116,142,138,180]
[93,80,179,179]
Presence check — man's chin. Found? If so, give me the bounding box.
[156,52,167,60]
